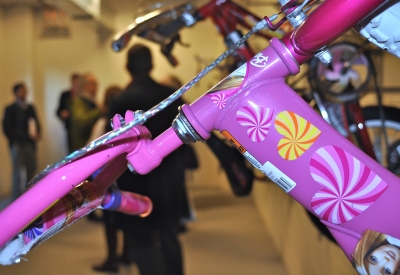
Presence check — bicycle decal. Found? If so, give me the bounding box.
[207,64,246,109]
[221,130,247,154]
[260,161,296,193]
[250,52,269,68]
[23,180,103,245]
[210,93,228,109]
[352,229,400,275]
[236,105,274,142]
[23,217,44,240]
[274,111,321,160]
[221,130,262,170]
[310,146,388,225]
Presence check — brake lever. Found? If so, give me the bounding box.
[161,34,186,67]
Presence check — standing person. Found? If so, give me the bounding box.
[2,83,41,200]
[69,73,102,152]
[88,85,122,142]
[56,73,80,153]
[161,74,198,232]
[106,44,186,275]
[92,85,129,273]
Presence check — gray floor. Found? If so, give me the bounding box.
[0,186,288,275]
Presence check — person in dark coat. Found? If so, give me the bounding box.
[56,73,80,153]
[94,44,186,275]
[2,82,41,200]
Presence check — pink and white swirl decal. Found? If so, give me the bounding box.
[310,146,388,224]
[236,105,274,142]
[211,93,227,109]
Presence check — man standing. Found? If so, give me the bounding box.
[56,73,80,153]
[101,44,186,275]
[2,83,41,200]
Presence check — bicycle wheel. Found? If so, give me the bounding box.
[349,106,400,175]
[309,42,373,102]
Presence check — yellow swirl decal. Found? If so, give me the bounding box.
[275,111,321,160]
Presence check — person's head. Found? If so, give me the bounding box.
[71,73,81,94]
[353,230,400,275]
[126,44,153,77]
[13,83,27,101]
[79,73,98,98]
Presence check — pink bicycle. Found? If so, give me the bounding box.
[115,0,400,177]
[1,1,400,274]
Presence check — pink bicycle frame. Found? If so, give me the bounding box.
[1,0,399,273]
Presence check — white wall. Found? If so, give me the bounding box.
[0,8,8,196]
[0,6,37,197]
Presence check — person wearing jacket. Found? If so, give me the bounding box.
[2,83,41,200]
[69,73,102,152]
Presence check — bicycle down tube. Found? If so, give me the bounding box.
[1,0,400,274]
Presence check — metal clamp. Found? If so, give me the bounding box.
[172,107,205,144]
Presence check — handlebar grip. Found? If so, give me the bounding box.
[102,185,153,217]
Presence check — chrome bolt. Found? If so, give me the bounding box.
[127,163,136,173]
[278,0,291,6]
[315,49,332,64]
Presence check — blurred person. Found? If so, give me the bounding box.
[89,85,122,142]
[160,75,183,90]
[2,83,41,200]
[69,73,103,223]
[56,73,80,153]
[69,73,102,152]
[161,74,198,232]
[105,44,186,275]
[91,85,127,273]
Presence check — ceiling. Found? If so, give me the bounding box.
[0,0,280,36]
[0,0,279,12]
